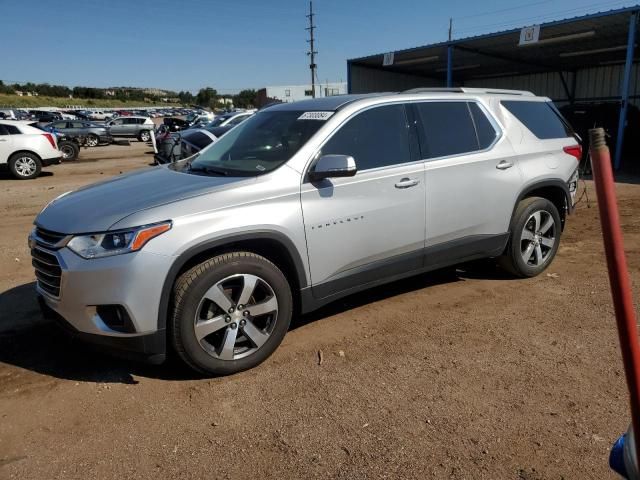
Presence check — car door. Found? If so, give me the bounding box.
[300,103,426,299]
[67,121,84,136]
[0,125,14,163]
[410,100,522,261]
[108,118,126,136]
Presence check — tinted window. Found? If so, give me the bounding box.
[111,119,124,125]
[502,101,572,139]
[229,115,249,125]
[468,103,498,149]
[183,132,214,150]
[5,124,20,134]
[54,122,68,129]
[413,102,478,159]
[321,104,411,170]
[0,125,9,135]
[71,122,84,128]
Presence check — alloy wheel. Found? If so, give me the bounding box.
[14,157,37,177]
[60,144,75,159]
[520,210,556,267]
[87,136,99,147]
[194,274,278,361]
[140,131,150,141]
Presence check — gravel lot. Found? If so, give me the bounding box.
[0,142,638,479]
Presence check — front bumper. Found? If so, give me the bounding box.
[34,245,175,360]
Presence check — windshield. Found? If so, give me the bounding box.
[206,116,230,128]
[185,110,331,176]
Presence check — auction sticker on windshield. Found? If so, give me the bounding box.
[298,111,334,120]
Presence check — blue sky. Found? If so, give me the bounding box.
[2,0,637,93]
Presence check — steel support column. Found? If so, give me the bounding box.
[614,11,638,170]
[447,45,453,87]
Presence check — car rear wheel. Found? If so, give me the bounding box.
[86,134,99,147]
[171,252,292,376]
[59,141,79,161]
[8,153,42,180]
[138,130,151,142]
[499,197,561,277]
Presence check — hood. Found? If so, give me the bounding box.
[36,166,247,234]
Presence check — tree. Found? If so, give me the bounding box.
[196,87,218,109]
[233,89,257,109]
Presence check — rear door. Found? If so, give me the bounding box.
[0,125,14,163]
[300,103,426,297]
[411,100,522,257]
[108,118,126,135]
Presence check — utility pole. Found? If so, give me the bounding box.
[306,1,317,98]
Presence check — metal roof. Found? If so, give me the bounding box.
[349,5,640,82]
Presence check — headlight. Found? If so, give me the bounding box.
[67,221,171,259]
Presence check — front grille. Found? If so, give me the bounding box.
[35,227,67,247]
[31,247,62,298]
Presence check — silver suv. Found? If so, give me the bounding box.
[30,88,580,375]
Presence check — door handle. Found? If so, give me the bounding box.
[496,160,514,170]
[395,177,420,188]
[0,138,7,142]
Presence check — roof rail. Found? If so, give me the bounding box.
[402,87,535,96]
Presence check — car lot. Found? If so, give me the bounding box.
[0,142,638,478]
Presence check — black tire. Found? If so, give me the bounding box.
[59,141,79,161]
[138,130,151,142]
[86,134,100,147]
[8,152,42,180]
[499,196,561,278]
[171,252,292,376]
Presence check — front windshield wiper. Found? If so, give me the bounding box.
[188,165,229,176]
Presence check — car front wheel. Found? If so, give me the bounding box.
[171,252,292,376]
[86,134,99,147]
[138,130,151,142]
[500,197,561,277]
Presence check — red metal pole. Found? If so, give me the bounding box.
[590,127,640,466]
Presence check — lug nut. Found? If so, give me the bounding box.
[243,310,249,316]
[228,307,235,313]
[225,315,231,323]
[230,323,237,329]
[239,319,246,326]
[238,304,244,310]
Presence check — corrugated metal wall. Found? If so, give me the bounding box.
[350,63,640,105]
[350,64,440,93]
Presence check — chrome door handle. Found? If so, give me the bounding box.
[395,178,420,188]
[496,160,514,170]
[0,139,7,142]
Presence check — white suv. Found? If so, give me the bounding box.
[0,121,62,179]
[32,88,580,375]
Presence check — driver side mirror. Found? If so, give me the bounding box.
[308,154,357,182]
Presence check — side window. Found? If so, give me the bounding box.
[413,102,478,159]
[0,125,9,135]
[71,122,84,128]
[5,124,20,134]
[320,104,411,170]
[111,118,124,125]
[468,103,498,149]
[501,101,573,139]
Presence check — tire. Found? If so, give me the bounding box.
[86,134,99,147]
[171,252,292,376]
[58,141,79,161]
[8,152,42,180]
[138,130,151,142]
[499,196,562,278]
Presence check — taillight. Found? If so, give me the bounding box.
[42,133,56,149]
[563,145,582,161]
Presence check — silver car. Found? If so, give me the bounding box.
[106,116,155,142]
[30,88,580,375]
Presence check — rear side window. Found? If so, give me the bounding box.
[5,124,20,134]
[413,102,479,158]
[469,103,498,149]
[502,101,572,139]
[321,104,411,170]
[0,125,8,135]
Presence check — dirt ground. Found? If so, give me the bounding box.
[0,141,639,479]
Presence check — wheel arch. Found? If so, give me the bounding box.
[511,179,570,232]
[157,231,308,330]
[9,149,42,162]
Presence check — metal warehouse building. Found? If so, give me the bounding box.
[347,6,640,170]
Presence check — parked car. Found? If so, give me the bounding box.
[46,120,112,147]
[106,116,155,141]
[87,111,113,121]
[30,110,62,123]
[163,116,190,132]
[179,129,217,158]
[202,111,253,137]
[29,122,80,161]
[0,120,62,179]
[31,89,580,375]
[0,109,17,120]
